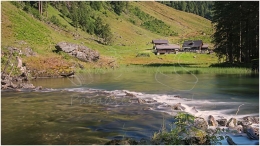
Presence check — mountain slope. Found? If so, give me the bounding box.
[1,1,215,75]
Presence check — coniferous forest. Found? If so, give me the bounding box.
[159,1,214,20]
[211,1,259,64]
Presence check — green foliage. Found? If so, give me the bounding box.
[160,1,214,20]
[141,19,178,36]
[10,7,50,46]
[49,15,61,27]
[90,1,103,11]
[136,53,150,57]
[1,48,22,76]
[110,1,128,15]
[151,112,224,145]
[131,6,150,21]
[94,17,113,44]
[129,6,178,36]
[212,1,259,64]
[100,24,113,45]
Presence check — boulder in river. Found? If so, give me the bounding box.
[194,117,208,131]
[226,136,237,145]
[227,118,237,128]
[245,125,259,140]
[216,118,227,126]
[172,103,186,111]
[208,115,218,127]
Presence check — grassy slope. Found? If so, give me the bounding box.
[1,1,218,75]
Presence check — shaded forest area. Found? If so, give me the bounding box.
[159,1,213,20]
[211,1,259,67]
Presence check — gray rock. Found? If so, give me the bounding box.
[208,115,218,127]
[242,116,259,125]
[191,107,198,113]
[55,42,99,62]
[56,42,77,53]
[246,125,259,140]
[75,51,86,61]
[181,128,209,145]
[194,117,208,131]
[226,136,237,145]
[229,125,243,133]
[19,83,35,89]
[23,47,37,56]
[227,118,237,128]
[217,118,227,126]
[172,103,186,111]
[7,47,20,53]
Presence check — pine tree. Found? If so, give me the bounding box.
[212,1,259,64]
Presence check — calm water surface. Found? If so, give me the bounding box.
[1,71,259,144]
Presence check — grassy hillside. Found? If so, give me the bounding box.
[1,1,217,76]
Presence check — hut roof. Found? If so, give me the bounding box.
[182,40,203,48]
[155,44,180,50]
[152,40,169,44]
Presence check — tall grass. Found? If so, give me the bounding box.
[77,65,253,75]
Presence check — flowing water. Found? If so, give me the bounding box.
[1,71,259,144]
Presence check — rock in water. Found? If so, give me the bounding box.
[227,118,237,128]
[226,136,237,145]
[217,118,228,126]
[246,125,259,140]
[194,117,208,131]
[208,115,218,127]
[172,103,186,111]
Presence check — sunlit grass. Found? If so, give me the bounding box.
[78,65,253,75]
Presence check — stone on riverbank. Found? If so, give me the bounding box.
[1,73,41,91]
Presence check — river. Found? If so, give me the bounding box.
[1,71,259,144]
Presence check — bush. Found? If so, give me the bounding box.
[50,15,61,27]
[151,112,224,145]
[136,53,150,57]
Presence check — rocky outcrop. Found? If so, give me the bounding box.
[1,73,41,90]
[7,46,37,57]
[55,42,99,62]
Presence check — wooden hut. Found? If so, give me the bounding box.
[182,40,208,52]
[152,40,169,49]
[155,44,180,55]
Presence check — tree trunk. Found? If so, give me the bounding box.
[38,1,42,15]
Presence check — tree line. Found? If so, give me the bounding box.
[211,1,259,64]
[159,1,213,20]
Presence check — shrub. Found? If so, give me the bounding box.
[136,53,150,57]
[50,15,61,27]
[151,112,224,145]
